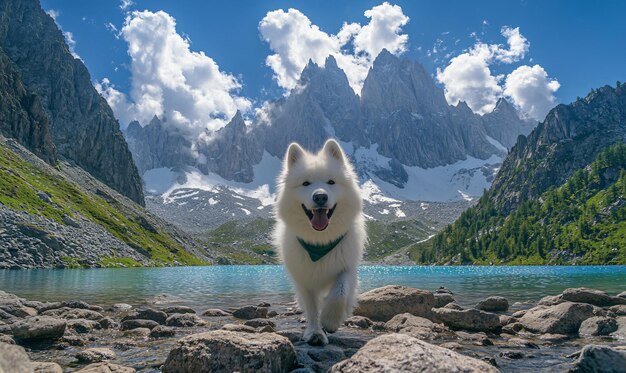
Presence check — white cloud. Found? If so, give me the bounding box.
[437,25,557,117]
[96,10,251,131]
[120,0,134,11]
[504,65,560,121]
[45,9,81,60]
[259,2,409,94]
[436,44,503,114]
[46,9,60,21]
[63,31,82,60]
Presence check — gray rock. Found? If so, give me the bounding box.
[42,307,104,321]
[202,308,231,317]
[610,316,626,339]
[456,331,494,346]
[617,291,626,299]
[562,288,626,307]
[67,319,101,334]
[608,305,626,316]
[511,310,527,318]
[163,306,196,315]
[123,327,151,338]
[121,319,159,330]
[538,295,564,306]
[11,316,66,342]
[432,308,501,333]
[244,319,276,328]
[443,303,464,310]
[579,316,618,336]
[220,324,257,333]
[0,342,32,373]
[476,296,509,312]
[76,348,116,363]
[32,361,64,373]
[434,293,455,308]
[111,304,132,312]
[519,302,595,334]
[150,325,176,338]
[165,313,207,327]
[353,285,435,321]
[570,345,626,373]
[99,317,116,329]
[74,362,136,373]
[344,316,373,329]
[232,305,268,320]
[330,333,498,372]
[122,308,167,324]
[502,322,523,335]
[162,330,297,373]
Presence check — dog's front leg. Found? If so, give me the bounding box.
[297,287,328,346]
[321,269,358,333]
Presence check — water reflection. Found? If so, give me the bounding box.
[1,265,624,309]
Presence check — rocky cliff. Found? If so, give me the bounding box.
[126,50,526,192]
[0,0,144,205]
[418,83,626,265]
[0,46,56,163]
[482,98,536,150]
[490,84,626,215]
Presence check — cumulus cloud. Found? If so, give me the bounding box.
[437,26,558,119]
[96,10,251,131]
[259,2,409,93]
[504,65,560,121]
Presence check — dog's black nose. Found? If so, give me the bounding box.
[312,192,328,207]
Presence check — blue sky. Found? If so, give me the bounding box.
[42,0,625,129]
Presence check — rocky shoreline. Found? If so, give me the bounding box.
[0,286,625,372]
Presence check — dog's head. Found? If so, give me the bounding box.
[276,139,362,239]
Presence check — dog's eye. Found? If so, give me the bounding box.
[327,180,335,185]
[302,181,311,187]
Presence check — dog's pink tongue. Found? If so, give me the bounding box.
[311,209,329,231]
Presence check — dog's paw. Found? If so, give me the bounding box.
[321,299,346,333]
[304,329,328,346]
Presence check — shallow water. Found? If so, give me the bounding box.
[2,265,625,308]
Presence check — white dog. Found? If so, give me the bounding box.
[274,139,366,346]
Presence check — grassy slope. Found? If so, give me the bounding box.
[199,216,437,264]
[0,139,208,267]
[410,144,626,265]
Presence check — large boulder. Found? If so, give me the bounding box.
[76,348,116,363]
[519,302,595,334]
[384,313,443,340]
[11,316,66,342]
[434,293,455,308]
[231,306,268,320]
[475,296,509,312]
[330,333,498,372]
[162,330,297,373]
[570,345,626,373]
[165,313,207,327]
[561,288,626,307]
[121,319,158,330]
[121,308,167,325]
[578,316,618,336]
[353,286,435,322]
[432,308,501,333]
[0,342,32,373]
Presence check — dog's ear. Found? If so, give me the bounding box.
[286,143,304,169]
[322,139,345,164]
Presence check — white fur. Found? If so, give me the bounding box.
[274,139,366,345]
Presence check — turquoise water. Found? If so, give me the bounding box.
[1,265,625,309]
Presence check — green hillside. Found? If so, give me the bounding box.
[411,144,626,265]
[0,137,209,267]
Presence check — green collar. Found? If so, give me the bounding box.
[297,234,346,262]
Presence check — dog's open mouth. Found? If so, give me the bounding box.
[302,204,336,231]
